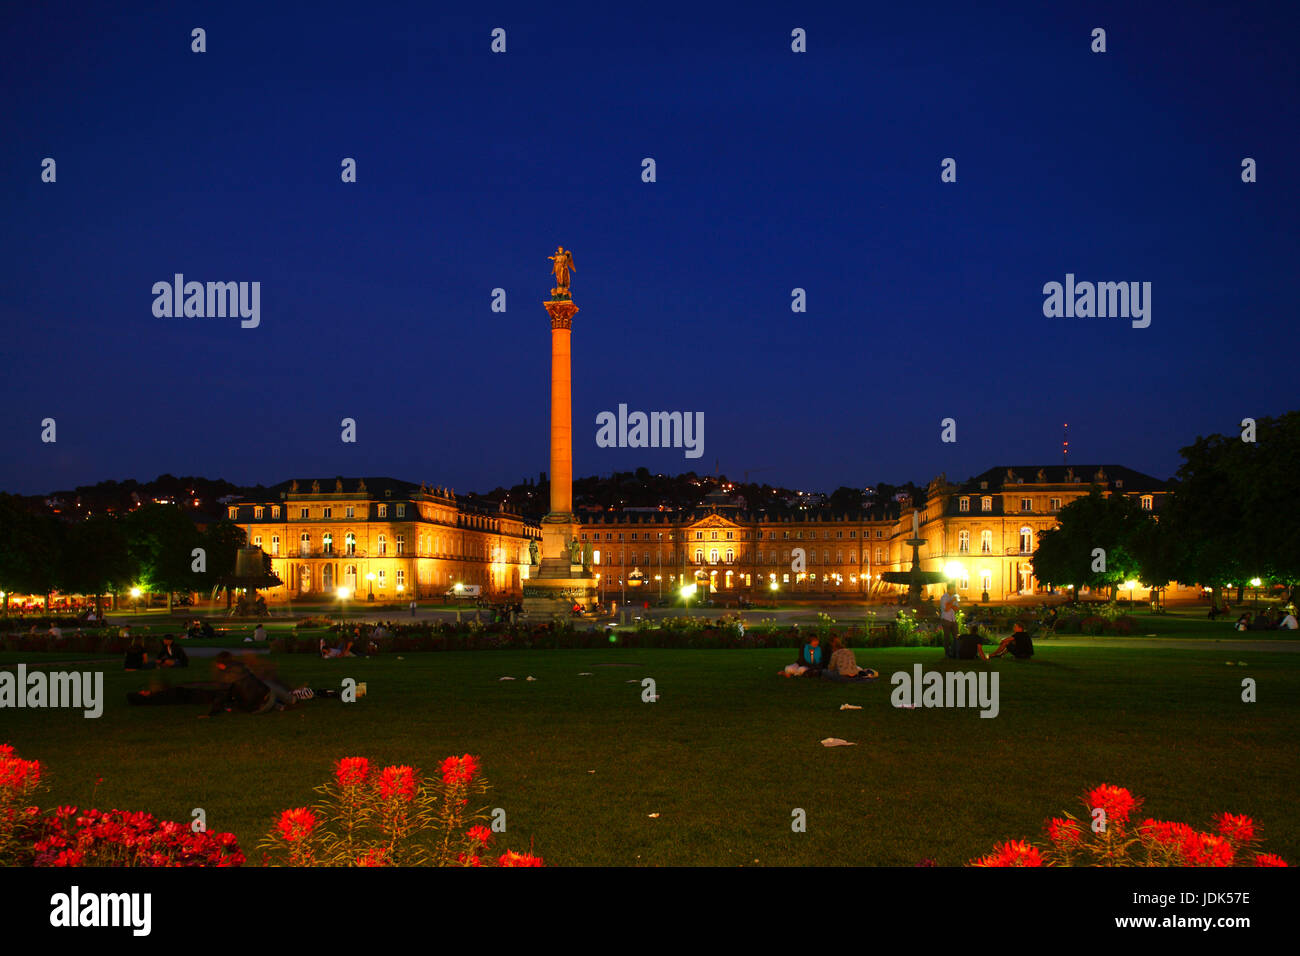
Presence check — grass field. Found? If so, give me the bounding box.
[4,639,1297,866]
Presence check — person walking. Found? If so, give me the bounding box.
[939,583,959,657]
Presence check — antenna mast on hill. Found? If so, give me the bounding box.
[1062,423,1069,466]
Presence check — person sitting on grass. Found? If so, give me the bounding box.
[823,635,878,681]
[157,634,189,668]
[781,634,824,677]
[123,636,152,670]
[1279,608,1298,630]
[956,626,984,661]
[1234,612,1252,631]
[986,623,1035,660]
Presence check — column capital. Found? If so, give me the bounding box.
[544,299,580,330]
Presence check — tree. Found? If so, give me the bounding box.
[1032,488,1151,599]
[61,514,133,618]
[1165,412,1300,607]
[0,494,63,610]
[122,504,204,612]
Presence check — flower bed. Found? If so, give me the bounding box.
[0,744,244,867]
[260,754,543,867]
[968,783,1288,867]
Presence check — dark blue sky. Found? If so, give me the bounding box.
[3,0,1296,496]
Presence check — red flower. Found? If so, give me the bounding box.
[0,744,13,758]
[467,825,492,847]
[376,765,417,801]
[1254,853,1288,867]
[355,848,390,867]
[1213,813,1256,845]
[970,840,1044,867]
[275,807,318,843]
[1182,832,1235,867]
[333,756,370,789]
[457,852,483,867]
[1046,818,1083,847]
[0,756,42,790]
[1140,819,1195,848]
[497,849,544,867]
[1084,784,1140,830]
[440,754,480,787]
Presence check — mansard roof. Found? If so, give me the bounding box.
[954,465,1168,494]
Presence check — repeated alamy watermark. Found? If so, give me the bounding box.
[890,664,999,718]
[50,886,150,936]
[0,664,102,718]
[1042,274,1150,329]
[595,404,703,459]
[152,274,260,328]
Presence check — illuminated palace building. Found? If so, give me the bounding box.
[229,478,541,602]
[233,466,1168,602]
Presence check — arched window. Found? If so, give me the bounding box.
[725,549,734,564]
[958,530,970,553]
[300,532,310,555]
[322,532,333,555]
[299,566,311,592]
[981,530,993,554]
[1141,495,1153,511]
[322,565,334,591]
[1019,527,1033,554]
[694,549,703,564]
[345,565,357,590]
[709,549,719,564]
[345,532,356,555]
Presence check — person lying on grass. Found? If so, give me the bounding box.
[781,635,824,677]
[984,623,1035,661]
[822,635,878,682]
[128,652,359,714]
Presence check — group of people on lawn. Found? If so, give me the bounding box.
[780,584,1033,680]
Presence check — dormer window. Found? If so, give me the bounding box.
[959,497,970,512]
[981,497,993,512]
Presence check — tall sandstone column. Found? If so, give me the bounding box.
[547,301,577,518]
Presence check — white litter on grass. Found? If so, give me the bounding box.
[526,676,537,681]
[587,770,596,774]
[839,703,862,711]
[578,672,593,676]
[498,676,516,681]
[625,679,639,683]
[648,813,660,818]
[396,656,405,660]
[820,738,856,747]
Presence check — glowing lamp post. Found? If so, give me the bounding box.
[366,572,376,601]
[337,586,350,623]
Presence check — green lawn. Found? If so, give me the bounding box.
[4,641,1296,866]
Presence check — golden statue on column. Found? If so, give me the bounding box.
[548,246,575,298]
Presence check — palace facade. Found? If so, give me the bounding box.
[233,465,1174,603]
[229,477,540,602]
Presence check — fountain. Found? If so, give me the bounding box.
[215,547,282,617]
[878,509,948,608]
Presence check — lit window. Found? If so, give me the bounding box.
[981,497,992,512]
[709,549,719,564]
[377,504,387,518]
[377,570,387,589]
[254,507,264,519]
[228,507,238,519]
[346,506,355,518]
[696,531,703,540]
[271,536,280,555]
[271,506,280,519]
[345,532,356,555]
[253,535,262,548]
[959,530,970,553]
[345,566,357,589]
[725,549,734,564]
[396,569,405,589]
[981,531,992,554]
[322,533,334,554]
[1019,527,1033,554]
[959,497,970,512]
[980,570,992,593]
[323,506,332,519]
[875,547,883,562]
[396,504,405,517]
[695,549,704,564]
[300,532,310,555]
[300,507,309,519]
[1050,498,1061,512]
[395,534,405,554]
[1141,495,1153,511]
[1020,498,1032,512]
[959,572,970,590]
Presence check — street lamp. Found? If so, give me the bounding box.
[1124,579,1139,605]
[130,586,142,612]
[337,586,350,623]
[366,572,375,601]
